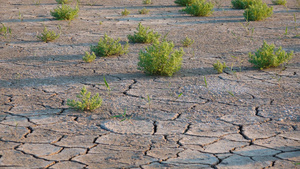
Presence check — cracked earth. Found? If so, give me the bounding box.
[0,0,300,168]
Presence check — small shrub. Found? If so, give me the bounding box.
[121,8,130,16]
[181,36,194,47]
[184,0,214,17]
[139,7,150,14]
[0,23,11,39]
[56,0,71,4]
[243,3,273,21]
[231,0,262,9]
[91,33,129,57]
[271,0,287,5]
[138,40,184,76]
[82,51,96,63]
[67,86,102,111]
[50,4,79,20]
[213,60,227,73]
[143,0,152,4]
[175,0,197,6]
[127,23,161,43]
[37,26,60,42]
[248,41,293,69]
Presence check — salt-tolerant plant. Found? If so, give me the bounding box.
[175,0,197,6]
[181,36,194,47]
[271,0,287,5]
[213,60,227,73]
[184,0,214,17]
[127,23,161,43]
[231,0,262,9]
[67,86,102,111]
[50,4,79,20]
[243,3,273,21]
[56,0,71,4]
[143,0,152,4]
[91,33,129,57]
[248,41,293,69]
[18,11,23,21]
[139,7,150,14]
[121,8,130,16]
[138,40,184,76]
[0,23,12,39]
[82,51,96,63]
[37,26,61,42]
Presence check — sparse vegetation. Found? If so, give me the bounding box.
[213,60,227,73]
[175,0,197,6]
[243,3,273,21]
[143,0,152,4]
[0,23,12,39]
[271,0,287,5]
[56,0,71,4]
[91,33,129,57]
[37,26,61,42]
[50,4,79,20]
[127,23,161,43]
[138,40,184,76]
[181,36,194,47]
[82,51,96,63]
[248,41,293,69]
[67,86,102,111]
[183,0,214,17]
[231,0,262,9]
[121,8,130,16]
[139,7,150,14]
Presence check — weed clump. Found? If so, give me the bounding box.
[231,0,262,9]
[181,36,194,47]
[82,51,96,63]
[37,26,60,42]
[127,23,161,43]
[56,0,71,4]
[243,3,273,21]
[213,60,227,73]
[175,0,197,6]
[183,0,214,17]
[0,23,11,39]
[138,40,184,76]
[50,4,79,20]
[143,0,152,4]
[139,7,150,14]
[91,33,129,57]
[121,8,130,16]
[271,0,287,5]
[248,41,293,69]
[67,86,102,111]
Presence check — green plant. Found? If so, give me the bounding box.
[67,86,102,111]
[204,76,208,88]
[82,51,96,63]
[139,7,150,14]
[34,0,41,5]
[213,60,227,73]
[248,41,293,69]
[143,0,152,4]
[56,0,71,4]
[127,23,161,43]
[0,23,11,39]
[181,36,194,47]
[243,3,273,21]
[18,11,23,21]
[138,40,184,76]
[50,4,79,20]
[103,75,111,92]
[183,0,214,17]
[271,0,287,5]
[175,0,197,6]
[37,26,61,42]
[231,0,262,9]
[91,33,129,57]
[121,8,130,16]
[112,108,131,122]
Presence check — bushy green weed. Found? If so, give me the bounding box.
[127,23,161,43]
[121,8,130,16]
[231,0,262,9]
[50,4,79,20]
[271,0,287,5]
[82,51,96,63]
[175,0,197,6]
[184,0,214,17]
[37,26,60,42]
[139,7,150,14]
[243,3,273,21]
[213,60,227,73]
[181,36,194,47]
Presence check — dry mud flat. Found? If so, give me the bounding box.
[0,0,300,168]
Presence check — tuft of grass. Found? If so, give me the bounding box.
[0,23,12,39]
[37,25,61,42]
[143,0,152,4]
[82,51,96,63]
[139,7,150,14]
[121,8,130,16]
[231,0,262,9]
[90,33,129,57]
[248,41,293,69]
[138,40,184,76]
[127,23,161,43]
[103,75,111,92]
[181,36,194,47]
[213,60,227,73]
[271,0,287,5]
[56,0,71,4]
[183,0,214,17]
[50,4,79,20]
[204,76,208,88]
[175,0,197,6]
[243,3,273,21]
[18,11,23,21]
[67,86,102,111]
[112,108,131,122]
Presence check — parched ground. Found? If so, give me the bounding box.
[0,0,299,168]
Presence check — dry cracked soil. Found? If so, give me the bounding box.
[0,0,300,168]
